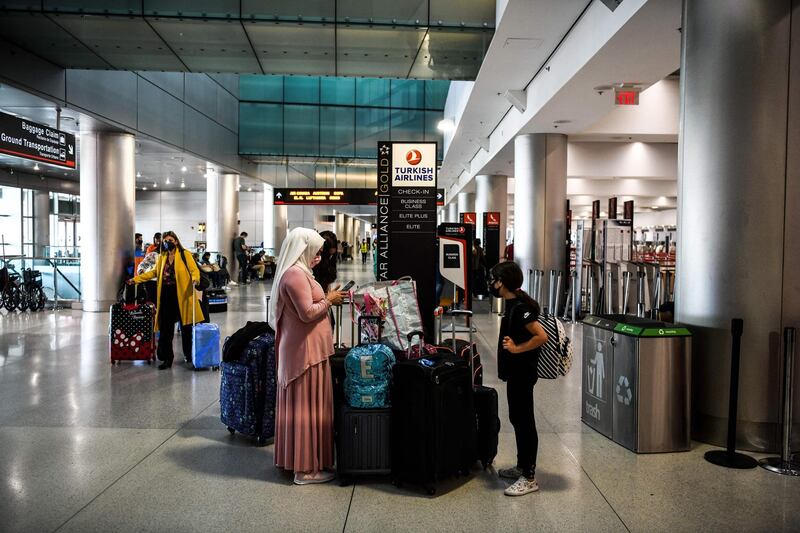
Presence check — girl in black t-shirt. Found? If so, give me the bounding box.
[489,261,548,496]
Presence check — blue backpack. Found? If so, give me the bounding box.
[344,323,396,408]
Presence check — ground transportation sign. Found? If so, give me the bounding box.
[376,141,438,336]
[0,111,76,169]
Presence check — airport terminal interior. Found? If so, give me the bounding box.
[0,1,799,532]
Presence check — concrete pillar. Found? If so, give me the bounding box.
[80,132,135,312]
[207,173,239,271]
[447,202,458,223]
[475,174,508,262]
[263,183,275,252]
[677,0,800,452]
[274,205,288,253]
[457,192,474,218]
[335,213,346,241]
[514,133,567,291]
[33,190,50,257]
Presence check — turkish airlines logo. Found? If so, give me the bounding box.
[406,149,422,165]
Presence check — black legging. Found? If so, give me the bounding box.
[157,284,193,364]
[506,373,539,478]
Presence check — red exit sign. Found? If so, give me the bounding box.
[615,89,639,106]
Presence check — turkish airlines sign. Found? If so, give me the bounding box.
[0,111,76,169]
[391,143,436,187]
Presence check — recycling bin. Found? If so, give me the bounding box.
[581,314,691,453]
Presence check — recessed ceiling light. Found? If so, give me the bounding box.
[180,181,186,189]
[136,171,141,178]
[181,166,187,173]
[165,177,171,184]
[143,186,147,191]
[152,182,157,188]
[651,205,659,209]
[247,186,253,192]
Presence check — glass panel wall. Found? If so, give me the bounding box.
[239,75,448,159]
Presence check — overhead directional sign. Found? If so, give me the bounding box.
[273,187,444,206]
[0,111,76,169]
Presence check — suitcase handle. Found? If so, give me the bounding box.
[444,309,476,386]
[406,330,425,357]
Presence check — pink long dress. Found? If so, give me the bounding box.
[274,265,335,472]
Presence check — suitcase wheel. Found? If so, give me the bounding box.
[227,427,235,435]
[256,435,268,446]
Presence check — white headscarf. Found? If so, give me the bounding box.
[268,227,325,329]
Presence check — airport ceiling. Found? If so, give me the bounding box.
[0,2,495,79]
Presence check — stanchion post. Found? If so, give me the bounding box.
[704,319,758,469]
[759,327,800,475]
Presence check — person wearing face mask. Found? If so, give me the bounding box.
[128,230,204,370]
[268,228,346,485]
[488,261,548,497]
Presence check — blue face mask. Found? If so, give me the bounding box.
[162,241,176,252]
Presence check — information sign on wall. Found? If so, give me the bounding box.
[376,141,438,335]
[273,187,444,206]
[0,111,76,169]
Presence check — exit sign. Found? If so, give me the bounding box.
[615,89,639,106]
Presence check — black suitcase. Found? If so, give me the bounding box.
[337,405,392,483]
[333,308,391,482]
[391,355,476,495]
[446,310,499,469]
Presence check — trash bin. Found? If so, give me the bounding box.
[581,314,691,453]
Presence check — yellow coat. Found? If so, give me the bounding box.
[133,249,204,330]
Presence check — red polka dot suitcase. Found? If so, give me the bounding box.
[109,300,156,364]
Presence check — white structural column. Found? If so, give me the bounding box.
[447,202,458,223]
[274,205,288,253]
[514,133,567,290]
[33,189,50,257]
[457,192,474,218]
[677,0,799,452]
[206,173,240,270]
[335,213,346,241]
[475,174,508,256]
[263,183,275,251]
[80,132,136,312]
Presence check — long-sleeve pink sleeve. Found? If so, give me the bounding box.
[281,267,330,323]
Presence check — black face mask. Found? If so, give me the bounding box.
[163,241,176,252]
[489,281,502,298]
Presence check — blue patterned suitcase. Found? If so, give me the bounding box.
[220,333,276,445]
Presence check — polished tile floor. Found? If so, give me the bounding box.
[1,260,799,532]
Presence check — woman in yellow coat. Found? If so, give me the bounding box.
[128,231,203,369]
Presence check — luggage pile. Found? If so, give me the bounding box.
[335,312,395,484]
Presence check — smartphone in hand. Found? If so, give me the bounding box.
[341,280,355,291]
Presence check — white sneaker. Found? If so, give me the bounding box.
[498,466,522,479]
[293,471,336,485]
[504,476,539,496]
[228,281,238,287]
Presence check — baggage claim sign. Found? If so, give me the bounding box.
[376,141,438,335]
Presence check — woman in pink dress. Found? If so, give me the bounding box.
[268,228,346,485]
